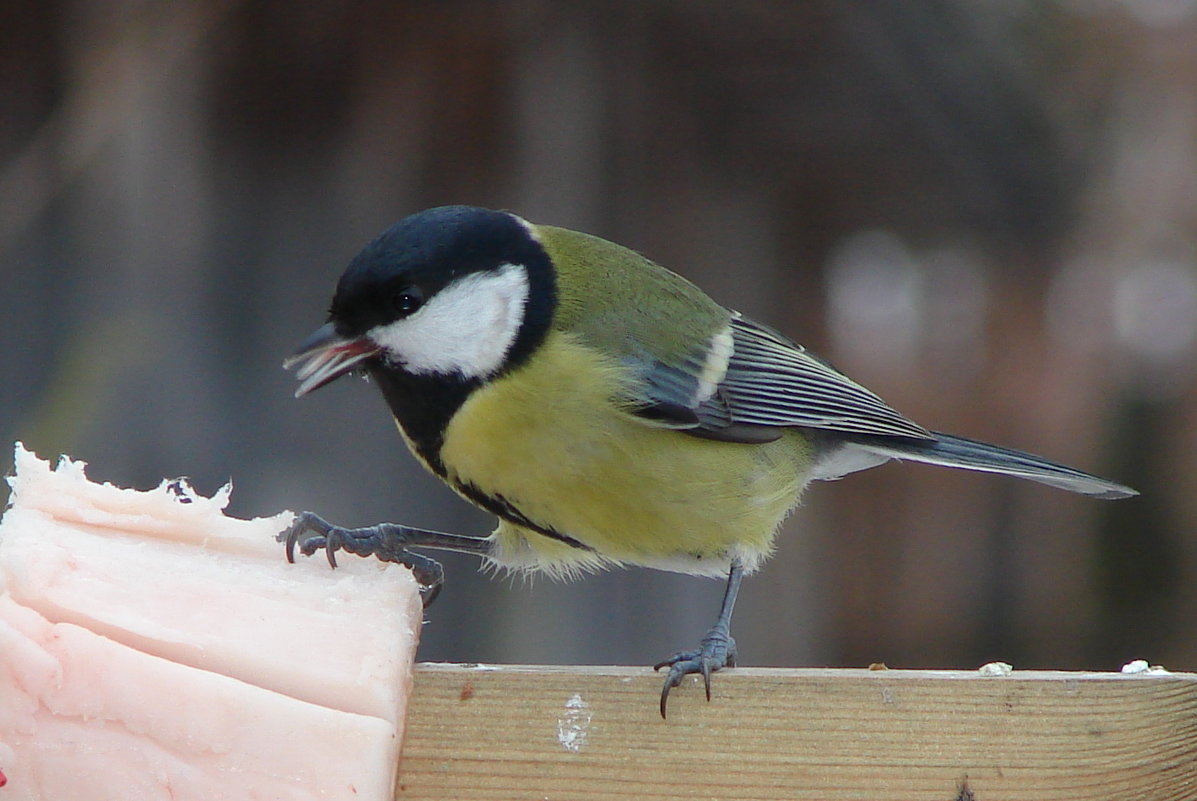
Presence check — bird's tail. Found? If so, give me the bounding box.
[850,431,1137,499]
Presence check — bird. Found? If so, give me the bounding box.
[280,205,1137,717]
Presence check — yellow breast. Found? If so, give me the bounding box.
[437,332,815,577]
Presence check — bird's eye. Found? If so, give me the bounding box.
[390,286,424,316]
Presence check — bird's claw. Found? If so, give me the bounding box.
[653,627,737,718]
[278,512,446,607]
[280,511,342,566]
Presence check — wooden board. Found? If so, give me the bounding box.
[397,664,1197,800]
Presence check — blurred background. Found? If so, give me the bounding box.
[3,0,1195,674]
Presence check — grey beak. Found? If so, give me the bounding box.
[283,323,381,397]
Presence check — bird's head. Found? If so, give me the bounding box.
[285,206,555,396]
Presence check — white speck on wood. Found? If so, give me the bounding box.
[978,661,1013,676]
[556,693,592,753]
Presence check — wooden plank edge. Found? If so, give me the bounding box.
[397,664,1197,800]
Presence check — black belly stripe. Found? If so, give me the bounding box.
[366,363,591,551]
[452,479,593,552]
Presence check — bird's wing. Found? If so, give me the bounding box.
[624,314,1138,499]
[630,314,933,443]
[532,225,929,442]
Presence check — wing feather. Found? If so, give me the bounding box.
[707,316,932,439]
[628,313,932,442]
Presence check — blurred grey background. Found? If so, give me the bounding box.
[3,0,1194,674]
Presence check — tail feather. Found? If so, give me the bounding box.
[849,431,1137,500]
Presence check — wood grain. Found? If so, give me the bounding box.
[397,664,1197,800]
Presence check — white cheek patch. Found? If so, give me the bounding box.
[368,263,531,379]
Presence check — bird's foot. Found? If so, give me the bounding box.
[653,624,737,718]
[279,512,445,607]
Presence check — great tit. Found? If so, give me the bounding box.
[281,205,1137,717]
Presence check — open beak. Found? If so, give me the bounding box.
[283,322,381,397]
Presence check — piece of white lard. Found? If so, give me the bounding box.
[0,443,423,801]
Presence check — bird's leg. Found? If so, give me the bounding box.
[279,511,491,608]
[654,558,744,718]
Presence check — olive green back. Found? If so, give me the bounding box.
[533,225,730,367]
